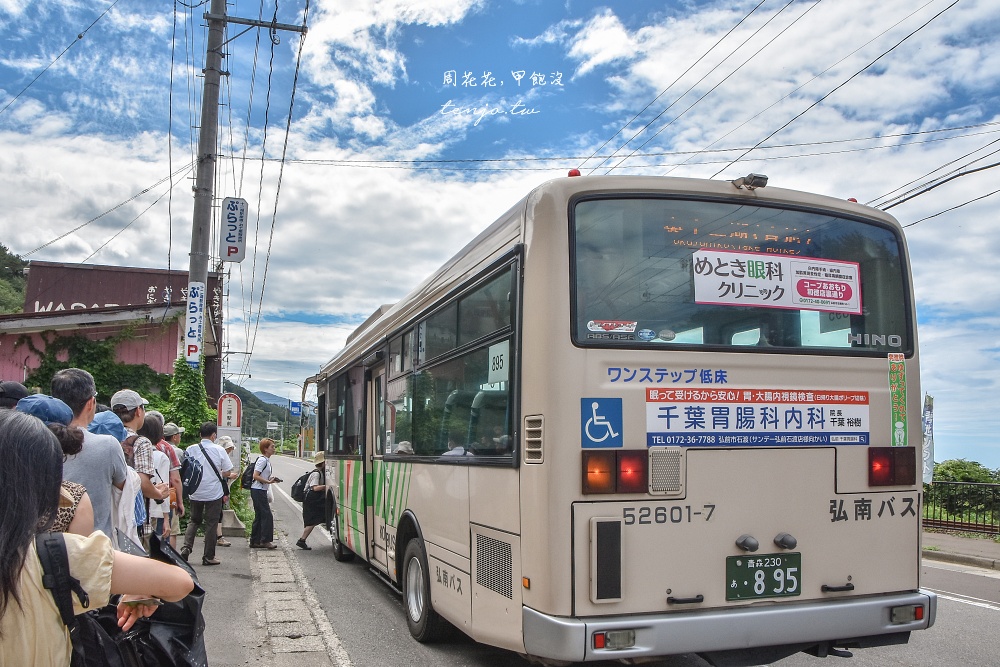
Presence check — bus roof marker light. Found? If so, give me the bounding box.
[732,173,768,190]
[568,168,582,177]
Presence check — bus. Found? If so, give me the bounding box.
[306,174,935,664]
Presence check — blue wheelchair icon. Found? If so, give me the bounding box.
[581,398,623,448]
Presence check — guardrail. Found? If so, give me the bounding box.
[923,481,1000,535]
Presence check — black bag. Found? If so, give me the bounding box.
[179,454,203,497]
[36,532,128,666]
[37,532,209,667]
[240,460,256,490]
[290,472,311,502]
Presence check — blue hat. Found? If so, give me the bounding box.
[15,394,74,426]
[88,410,128,443]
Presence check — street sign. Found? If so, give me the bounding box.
[218,392,242,428]
[266,421,279,430]
[290,401,301,417]
[184,281,205,368]
[219,198,248,263]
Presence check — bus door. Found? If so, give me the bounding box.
[365,362,390,574]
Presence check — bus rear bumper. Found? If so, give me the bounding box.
[522,590,937,662]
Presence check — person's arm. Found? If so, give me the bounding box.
[168,469,184,517]
[139,472,169,500]
[112,552,195,630]
[66,491,95,536]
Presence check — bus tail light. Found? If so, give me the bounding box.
[583,450,649,494]
[890,604,924,623]
[593,629,635,650]
[583,451,617,494]
[617,450,648,494]
[869,447,917,486]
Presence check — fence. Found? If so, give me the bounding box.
[923,481,1000,535]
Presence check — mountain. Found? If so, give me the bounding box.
[222,381,292,441]
[253,391,289,407]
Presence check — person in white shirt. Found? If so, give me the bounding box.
[250,438,280,549]
[180,423,236,566]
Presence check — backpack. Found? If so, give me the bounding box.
[240,460,256,490]
[179,452,203,497]
[35,532,128,667]
[290,472,311,502]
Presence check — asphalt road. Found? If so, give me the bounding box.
[266,456,1000,667]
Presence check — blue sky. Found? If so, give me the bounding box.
[1,0,999,468]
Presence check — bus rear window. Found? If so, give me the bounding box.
[571,197,911,354]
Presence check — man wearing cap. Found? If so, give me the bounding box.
[296,450,328,550]
[51,368,129,539]
[111,389,169,504]
[162,422,187,547]
[0,380,29,409]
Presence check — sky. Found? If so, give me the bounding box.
[1,0,998,468]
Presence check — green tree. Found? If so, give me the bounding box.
[164,356,216,445]
[933,459,998,483]
[0,243,27,314]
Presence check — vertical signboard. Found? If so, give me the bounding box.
[220,198,248,263]
[922,394,934,484]
[185,281,205,368]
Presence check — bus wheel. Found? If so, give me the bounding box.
[402,539,448,642]
[331,508,354,562]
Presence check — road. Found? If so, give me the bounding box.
[266,456,1000,667]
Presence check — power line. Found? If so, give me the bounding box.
[884,160,1000,210]
[711,0,962,177]
[579,0,769,173]
[0,0,124,116]
[663,0,939,177]
[902,187,1000,227]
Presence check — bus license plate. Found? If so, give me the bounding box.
[726,552,801,601]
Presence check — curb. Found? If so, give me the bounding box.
[922,549,999,571]
[250,533,351,667]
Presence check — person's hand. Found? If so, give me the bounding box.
[154,482,170,500]
[176,503,185,518]
[117,595,161,631]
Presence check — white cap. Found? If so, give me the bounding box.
[110,389,148,410]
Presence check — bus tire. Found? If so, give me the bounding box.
[402,538,448,642]
[331,507,354,562]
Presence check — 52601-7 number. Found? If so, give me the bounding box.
[623,504,715,525]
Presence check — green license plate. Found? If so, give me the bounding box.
[726,552,801,601]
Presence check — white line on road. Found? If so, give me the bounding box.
[270,475,352,667]
[925,588,1000,611]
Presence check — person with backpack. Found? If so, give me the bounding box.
[295,450,327,550]
[0,409,194,665]
[180,422,237,566]
[250,438,281,549]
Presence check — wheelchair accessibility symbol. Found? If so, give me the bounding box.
[581,398,623,448]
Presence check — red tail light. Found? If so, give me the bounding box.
[617,450,648,494]
[583,450,649,494]
[582,451,616,494]
[869,447,917,486]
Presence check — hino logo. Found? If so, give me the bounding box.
[849,333,902,347]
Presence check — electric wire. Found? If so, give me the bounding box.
[605,0,817,174]
[663,0,939,177]
[885,160,1000,210]
[23,163,195,256]
[243,0,310,378]
[578,0,769,173]
[870,136,1000,208]
[711,0,962,177]
[902,187,1000,227]
[0,0,124,117]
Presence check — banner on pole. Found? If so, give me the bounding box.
[184,281,205,369]
[922,394,934,484]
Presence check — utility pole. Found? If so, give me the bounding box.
[185,0,307,370]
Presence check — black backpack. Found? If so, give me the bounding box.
[240,459,256,490]
[179,453,203,497]
[35,532,128,667]
[290,472,311,502]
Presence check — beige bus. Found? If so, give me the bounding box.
[307,174,935,664]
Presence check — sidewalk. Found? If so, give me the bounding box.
[922,530,1000,571]
[192,531,345,667]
